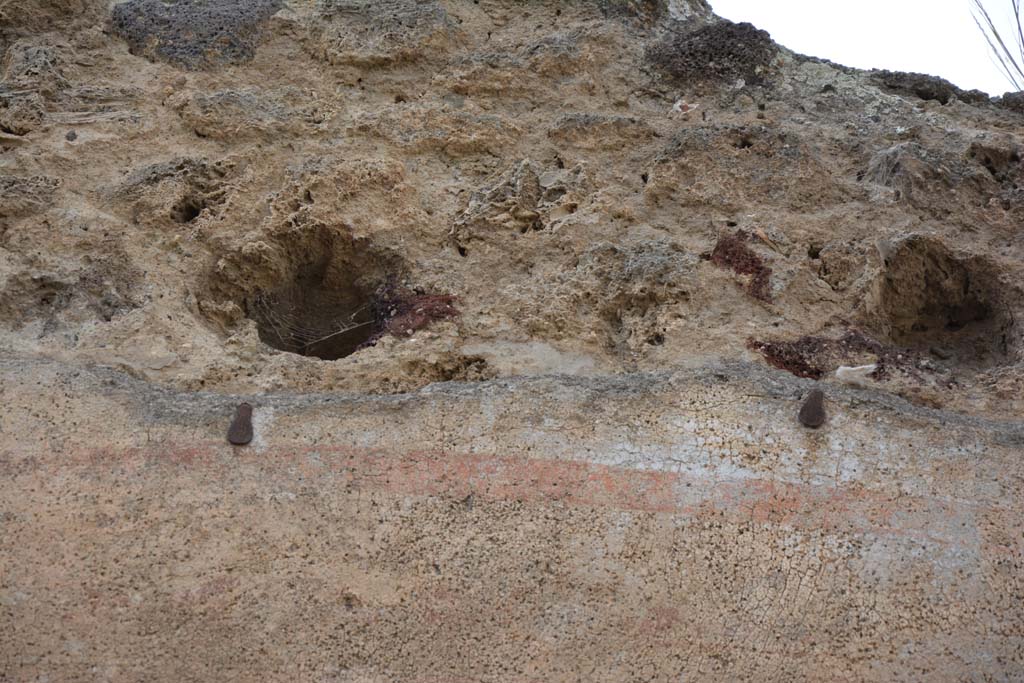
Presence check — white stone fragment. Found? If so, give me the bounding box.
[836,364,878,386]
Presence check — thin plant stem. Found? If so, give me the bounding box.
[972,0,1024,91]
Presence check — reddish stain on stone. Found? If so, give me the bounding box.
[59,442,970,544]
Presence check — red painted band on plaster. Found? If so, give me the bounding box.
[1,441,999,547]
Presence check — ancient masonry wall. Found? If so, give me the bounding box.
[2,358,1022,681]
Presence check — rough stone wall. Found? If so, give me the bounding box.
[3,358,1023,681]
[1,0,1023,680]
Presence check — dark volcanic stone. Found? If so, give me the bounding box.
[646,19,778,87]
[110,0,284,70]
[227,403,254,446]
[870,70,988,105]
[999,90,1024,114]
[798,388,826,429]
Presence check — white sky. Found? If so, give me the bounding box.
[710,0,1018,95]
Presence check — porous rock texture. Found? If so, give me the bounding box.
[1,0,1024,680]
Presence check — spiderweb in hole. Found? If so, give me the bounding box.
[248,282,378,361]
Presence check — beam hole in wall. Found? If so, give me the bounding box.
[866,235,1017,368]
